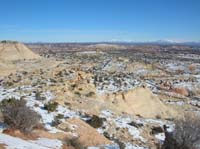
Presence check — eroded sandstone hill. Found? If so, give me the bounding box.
[0,41,40,61]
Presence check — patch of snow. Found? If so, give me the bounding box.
[0,86,21,101]
[155,133,165,142]
[96,78,140,95]
[0,86,81,133]
[189,100,200,107]
[42,91,55,102]
[100,110,113,118]
[165,63,186,71]
[77,51,102,55]
[114,116,146,142]
[0,123,8,133]
[26,97,80,133]
[174,82,197,91]
[166,100,185,106]
[144,118,174,132]
[135,69,149,75]
[30,138,63,149]
[0,133,63,149]
[56,105,79,119]
[88,144,120,149]
[124,142,147,149]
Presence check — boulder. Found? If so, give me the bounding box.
[172,87,189,97]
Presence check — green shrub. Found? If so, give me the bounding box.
[51,118,61,127]
[86,91,95,97]
[4,81,14,87]
[86,115,105,128]
[35,91,45,101]
[44,102,58,112]
[66,137,83,149]
[56,114,64,119]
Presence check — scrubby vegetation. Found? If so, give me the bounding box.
[0,98,41,133]
[44,101,58,112]
[35,91,45,101]
[86,115,105,128]
[163,114,200,149]
[66,136,90,149]
[4,81,14,87]
[1,40,18,44]
[86,91,95,97]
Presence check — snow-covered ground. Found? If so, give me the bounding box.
[95,77,141,94]
[0,84,174,148]
[0,85,83,148]
[165,63,186,71]
[99,110,174,148]
[0,85,82,134]
[88,144,120,149]
[0,133,63,149]
[114,116,146,142]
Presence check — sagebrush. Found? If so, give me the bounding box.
[163,113,200,149]
[0,98,41,133]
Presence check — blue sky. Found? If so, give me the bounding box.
[0,0,199,42]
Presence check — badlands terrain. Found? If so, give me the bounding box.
[0,41,200,148]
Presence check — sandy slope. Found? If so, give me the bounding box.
[104,87,177,118]
[0,61,16,77]
[0,42,40,61]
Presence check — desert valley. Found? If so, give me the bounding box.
[0,40,199,148]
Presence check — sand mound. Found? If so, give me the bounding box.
[0,41,40,61]
[104,87,176,118]
[62,118,111,147]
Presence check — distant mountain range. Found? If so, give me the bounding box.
[149,40,200,46]
[25,40,200,47]
[106,40,200,46]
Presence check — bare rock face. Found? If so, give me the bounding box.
[0,41,40,61]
